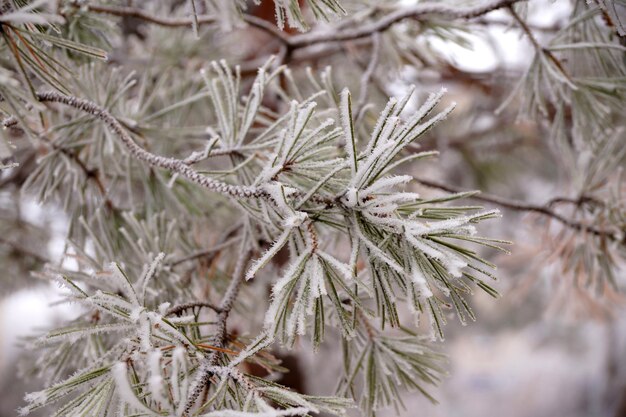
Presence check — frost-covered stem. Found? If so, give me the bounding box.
[34,91,261,200]
[1,115,18,128]
[414,177,622,242]
[165,302,222,316]
[182,249,251,416]
[288,0,526,47]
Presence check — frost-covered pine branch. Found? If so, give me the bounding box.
[0,1,624,416]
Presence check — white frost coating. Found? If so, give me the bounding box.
[362,193,421,208]
[308,255,326,298]
[282,211,308,228]
[108,262,139,305]
[148,350,170,408]
[318,251,353,281]
[361,175,413,196]
[296,117,336,152]
[366,97,398,153]
[112,362,157,416]
[245,228,291,280]
[406,235,467,278]
[138,313,152,352]
[229,333,272,368]
[264,252,311,333]
[271,250,311,296]
[356,227,404,274]
[158,302,171,316]
[238,72,265,146]
[409,257,433,299]
[139,252,165,303]
[172,346,188,413]
[256,387,320,414]
[23,390,47,406]
[37,323,134,345]
[350,138,395,189]
[260,182,298,215]
[404,87,448,130]
[290,103,317,151]
[343,187,360,208]
[373,115,401,150]
[349,231,359,277]
[256,164,284,185]
[340,89,357,175]
[421,210,499,235]
[130,306,145,323]
[286,280,307,337]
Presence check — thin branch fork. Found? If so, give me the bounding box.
[414,177,622,243]
[182,248,251,416]
[507,5,575,83]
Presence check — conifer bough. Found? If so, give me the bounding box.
[1,0,624,417]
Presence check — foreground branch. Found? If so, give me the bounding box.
[17,92,620,246]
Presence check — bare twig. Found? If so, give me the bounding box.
[414,177,621,242]
[288,0,525,47]
[508,6,574,83]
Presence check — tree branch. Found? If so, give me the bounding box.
[71,0,525,51]
[414,177,622,243]
[288,0,526,47]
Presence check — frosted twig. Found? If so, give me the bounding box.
[34,91,261,200]
[182,244,251,416]
[166,302,222,316]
